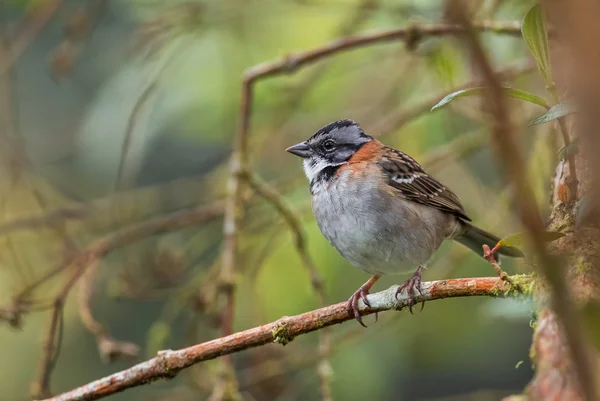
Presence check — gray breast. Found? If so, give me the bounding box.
[311,170,458,275]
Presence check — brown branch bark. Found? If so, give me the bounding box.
[38,275,533,401]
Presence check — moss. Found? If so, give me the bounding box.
[488,284,503,297]
[272,321,294,346]
[500,274,536,298]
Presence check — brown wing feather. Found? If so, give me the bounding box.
[377,147,472,221]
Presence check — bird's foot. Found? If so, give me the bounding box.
[395,266,425,313]
[347,275,380,327]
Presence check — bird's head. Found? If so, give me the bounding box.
[286,119,372,182]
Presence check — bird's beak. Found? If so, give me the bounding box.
[285,142,312,158]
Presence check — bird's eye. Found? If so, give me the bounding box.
[322,139,336,152]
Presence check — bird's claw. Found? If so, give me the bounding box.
[347,285,372,327]
[395,266,425,313]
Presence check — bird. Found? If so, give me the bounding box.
[286,119,523,326]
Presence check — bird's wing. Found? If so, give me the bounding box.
[377,147,472,221]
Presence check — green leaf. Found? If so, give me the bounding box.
[521,5,552,85]
[504,88,550,108]
[558,138,579,161]
[579,300,600,351]
[497,231,565,248]
[431,87,549,111]
[529,102,575,126]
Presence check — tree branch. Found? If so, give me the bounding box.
[38,275,533,401]
[242,21,521,81]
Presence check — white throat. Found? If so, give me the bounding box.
[302,158,332,183]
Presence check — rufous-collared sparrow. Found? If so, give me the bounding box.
[286,119,523,326]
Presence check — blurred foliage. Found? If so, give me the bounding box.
[0,0,560,400]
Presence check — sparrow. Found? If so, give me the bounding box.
[286,119,523,326]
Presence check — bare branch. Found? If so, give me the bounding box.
[242,21,521,81]
[78,261,140,363]
[31,300,65,399]
[38,275,533,401]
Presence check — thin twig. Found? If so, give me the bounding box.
[114,39,185,190]
[244,172,324,295]
[78,261,140,363]
[482,244,519,290]
[448,5,597,400]
[114,81,158,190]
[31,300,65,399]
[244,171,332,401]
[242,21,521,81]
[38,275,533,401]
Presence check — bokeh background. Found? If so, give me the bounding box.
[0,1,559,400]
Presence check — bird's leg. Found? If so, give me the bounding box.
[347,275,380,327]
[395,265,425,313]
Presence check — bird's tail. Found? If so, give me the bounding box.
[454,223,523,258]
